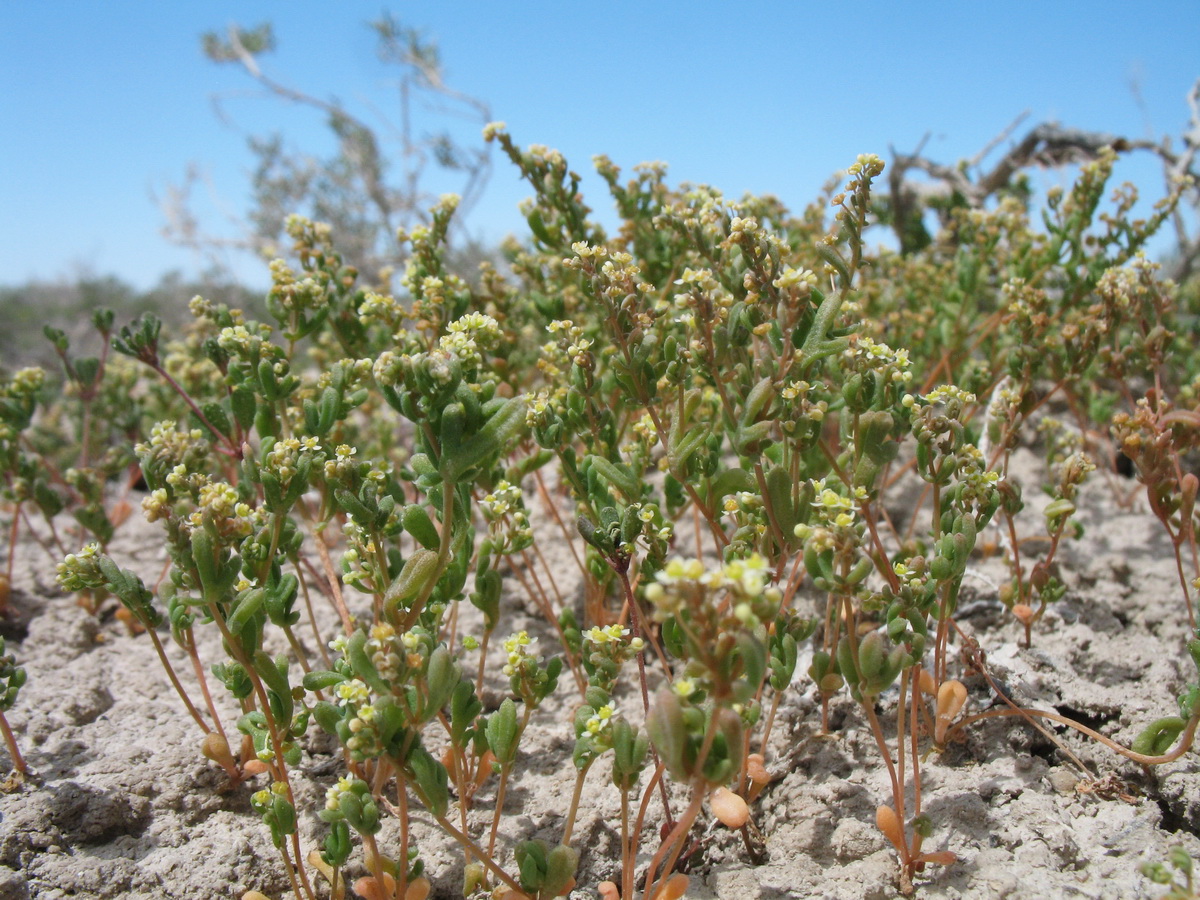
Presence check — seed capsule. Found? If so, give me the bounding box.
[710,786,750,828]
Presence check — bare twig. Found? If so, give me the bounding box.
[159,19,494,282]
[884,80,1200,276]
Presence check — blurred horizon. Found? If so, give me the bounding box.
[2,1,1197,292]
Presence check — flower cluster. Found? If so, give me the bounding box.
[54,542,104,592]
[644,553,778,618]
[135,421,210,485]
[501,630,537,679]
[480,480,533,555]
[440,312,503,370]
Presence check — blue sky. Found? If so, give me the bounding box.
[1,1,1197,290]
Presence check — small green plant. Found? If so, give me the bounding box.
[7,116,1198,899]
[0,635,27,776]
[0,308,145,616]
[1143,847,1199,899]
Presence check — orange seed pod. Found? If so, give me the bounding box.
[474,749,497,791]
[710,786,750,828]
[201,732,236,769]
[935,680,968,745]
[745,753,770,803]
[653,873,689,900]
[352,874,395,900]
[875,804,907,855]
[242,759,270,777]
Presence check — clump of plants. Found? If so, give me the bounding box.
[4,121,1200,898]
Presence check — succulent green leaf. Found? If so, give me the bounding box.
[303,670,345,692]
[442,396,527,481]
[402,503,441,550]
[312,700,343,737]
[385,549,441,611]
[423,644,459,720]
[516,839,549,892]
[587,455,641,501]
[543,845,579,898]
[646,688,687,780]
[408,745,450,818]
[227,588,266,636]
[486,698,520,766]
[1132,716,1187,756]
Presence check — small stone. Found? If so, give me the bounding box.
[1048,768,1079,794]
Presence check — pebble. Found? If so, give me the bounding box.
[1047,768,1079,794]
